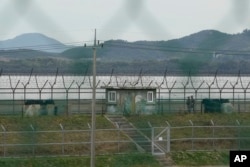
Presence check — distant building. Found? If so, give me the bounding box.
[103,87,157,115]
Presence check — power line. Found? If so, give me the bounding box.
[104,41,250,56]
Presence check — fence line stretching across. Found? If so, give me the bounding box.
[0,120,250,157]
[1,72,250,115]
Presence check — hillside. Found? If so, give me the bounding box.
[1,29,250,75]
[95,30,250,61]
[0,33,70,53]
[94,29,250,74]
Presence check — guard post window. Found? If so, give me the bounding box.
[108,91,116,103]
[147,91,154,103]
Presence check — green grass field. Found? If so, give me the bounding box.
[0,113,249,166]
[0,153,160,167]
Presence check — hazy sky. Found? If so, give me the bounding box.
[0,0,250,43]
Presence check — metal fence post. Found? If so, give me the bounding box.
[236,120,241,150]
[35,75,48,100]
[49,69,58,100]
[181,78,189,113]
[189,120,194,150]
[156,82,163,114]
[239,74,250,112]
[164,73,177,113]
[215,77,228,100]
[9,76,20,114]
[115,122,120,153]
[88,123,91,156]
[166,121,171,152]
[21,69,32,117]
[148,121,153,155]
[62,76,75,116]
[189,75,205,113]
[59,123,65,155]
[76,76,86,114]
[210,120,215,149]
[151,127,154,155]
[30,124,35,156]
[1,125,6,157]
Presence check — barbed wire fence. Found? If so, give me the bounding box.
[1,68,250,116]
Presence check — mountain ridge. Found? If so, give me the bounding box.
[1,29,250,74]
[0,33,70,53]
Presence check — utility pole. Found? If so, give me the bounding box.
[91,29,97,167]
